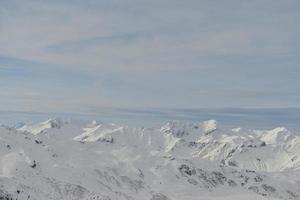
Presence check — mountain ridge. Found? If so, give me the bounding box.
[0,118,299,199]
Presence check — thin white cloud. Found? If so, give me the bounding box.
[1,0,297,74]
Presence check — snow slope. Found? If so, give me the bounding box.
[0,118,299,200]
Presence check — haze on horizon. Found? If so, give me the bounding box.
[0,0,299,114]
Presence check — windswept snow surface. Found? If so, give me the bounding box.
[0,118,300,199]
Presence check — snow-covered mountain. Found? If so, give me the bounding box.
[0,118,299,200]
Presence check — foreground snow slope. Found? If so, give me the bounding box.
[0,118,299,199]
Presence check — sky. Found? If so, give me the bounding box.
[0,0,299,114]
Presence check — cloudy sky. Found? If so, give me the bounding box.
[0,0,299,114]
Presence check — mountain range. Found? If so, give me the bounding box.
[0,118,299,199]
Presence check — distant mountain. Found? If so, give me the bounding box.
[0,119,299,200]
[17,118,66,135]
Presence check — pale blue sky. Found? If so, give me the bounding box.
[0,0,299,113]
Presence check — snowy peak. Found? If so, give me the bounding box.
[202,119,217,135]
[160,119,218,140]
[73,123,120,143]
[44,118,65,129]
[17,118,66,135]
[259,127,292,145]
